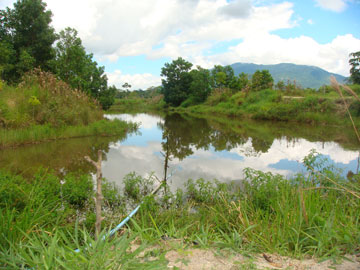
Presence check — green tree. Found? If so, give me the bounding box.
[0,0,57,81]
[251,70,274,91]
[189,66,212,103]
[238,72,249,90]
[52,28,114,110]
[161,57,193,106]
[215,71,227,89]
[211,65,235,88]
[349,51,360,84]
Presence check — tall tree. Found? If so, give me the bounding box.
[349,51,360,84]
[53,28,114,110]
[1,0,56,80]
[161,57,193,106]
[251,70,274,91]
[189,66,212,103]
[211,65,235,88]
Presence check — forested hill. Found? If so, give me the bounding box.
[230,62,347,89]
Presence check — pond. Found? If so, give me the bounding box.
[1,113,359,189]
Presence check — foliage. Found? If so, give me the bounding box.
[62,173,93,208]
[161,57,193,106]
[1,150,360,263]
[1,229,168,270]
[211,65,235,89]
[189,66,212,104]
[0,118,138,148]
[0,69,103,128]
[251,70,274,91]
[349,51,360,84]
[0,4,115,110]
[52,27,115,110]
[0,0,57,81]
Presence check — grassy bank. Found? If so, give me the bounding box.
[0,70,137,147]
[0,118,137,149]
[176,88,360,125]
[1,152,359,268]
[110,85,360,126]
[108,96,165,113]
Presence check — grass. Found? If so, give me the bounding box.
[111,85,360,126]
[109,96,165,113]
[1,151,359,269]
[0,70,138,148]
[1,228,168,269]
[127,164,360,259]
[0,119,138,149]
[177,88,360,126]
[0,70,103,128]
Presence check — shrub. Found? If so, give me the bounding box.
[62,173,93,208]
[0,69,103,128]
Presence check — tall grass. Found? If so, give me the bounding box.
[173,87,360,126]
[126,159,360,258]
[1,150,359,268]
[1,228,168,269]
[0,119,138,149]
[0,70,103,128]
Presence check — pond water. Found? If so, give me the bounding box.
[1,113,359,189]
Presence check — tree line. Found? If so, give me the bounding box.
[160,57,274,106]
[160,52,360,107]
[0,0,115,110]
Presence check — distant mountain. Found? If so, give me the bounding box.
[230,62,347,89]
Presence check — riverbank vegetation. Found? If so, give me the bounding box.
[112,55,360,126]
[0,0,116,109]
[1,152,359,268]
[0,70,137,148]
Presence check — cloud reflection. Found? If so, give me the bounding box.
[102,114,359,189]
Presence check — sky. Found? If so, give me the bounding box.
[1,0,360,90]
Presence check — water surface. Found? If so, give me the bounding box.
[1,113,359,188]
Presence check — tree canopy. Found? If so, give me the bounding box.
[349,51,360,84]
[160,57,275,106]
[161,57,193,106]
[251,70,274,91]
[0,1,116,110]
[0,0,56,81]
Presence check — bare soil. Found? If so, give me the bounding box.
[165,249,360,270]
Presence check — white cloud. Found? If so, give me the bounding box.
[315,0,348,12]
[107,113,163,129]
[106,70,162,90]
[207,33,360,76]
[101,114,359,189]
[307,19,314,24]
[2,0,359,85]
[218,0,253,18]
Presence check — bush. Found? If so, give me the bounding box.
[0,69,103,128]
[62,173,93,208]
[205,88,232,105]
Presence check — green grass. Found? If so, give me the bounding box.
[0,119,138,149]
[109,96,165,113]
[1,152,359,268]
[0,70,104,128]
[174,88,360,126]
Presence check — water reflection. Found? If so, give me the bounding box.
[103,113,359,189]
[1,113,359,189]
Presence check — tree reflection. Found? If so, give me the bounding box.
[158,113,273,162]
[0,132,133,178]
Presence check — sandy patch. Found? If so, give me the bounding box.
[164,248,360,270]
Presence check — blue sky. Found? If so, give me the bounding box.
[1,0,360,89]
